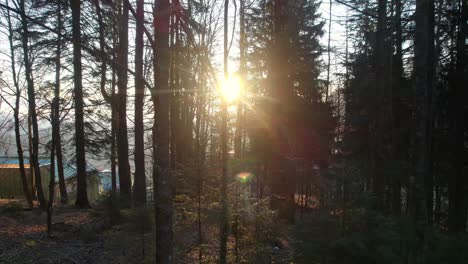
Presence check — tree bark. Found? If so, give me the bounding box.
[6,5,33,207]
[111,69,117,195]
[47,102,57,236]
[234,0,246,159]
[373,0,387,211]
[117,0,132,199]
[410,0,434,258]
[133,0,146,205]
[448,0,467,234]
[219,0,230,262]
[54,0,67,205]
[97,1,119,197]
[153,0,173,262]
[19,0,46,209]
[71,0,90,208]
[325,0,332,102]
[391,0,403,216]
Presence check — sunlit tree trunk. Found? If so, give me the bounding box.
[234,0,246,159]
[169,14,177,170]
[219,0,230,262]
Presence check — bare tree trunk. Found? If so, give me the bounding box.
[219,0,230,262]
[54,0,67,205]
[153,0,173,262]
[373,0,387,211]
[6,5,33,208]
[19,0,46,209]
[234,0,246,159]
[133,0,146,205]
[117,0,132,199]
[111,13,118,196]
[95,0,118,197]
[111,73,117,195]
[410,0,434,260]
[391,0,403,215]
[28,112,35,200]
[195,54,207,264]
[325,0,332,102]
[71,0,90,208]
[55,134,66,203]
[195,89,203,263]
[47,102,57,236]
[448,0,467,234]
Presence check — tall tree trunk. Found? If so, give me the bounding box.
[195,75,206,263]
[195,88,203,263]
[19,0,46,208]
[111,11,118,196]
[153,0,173,262]
[373,0,387,211]
[133,0,146,205]
[410,0,434,257]
[325,0,332,102]
[6,5,33,207]
[54,0,67,205]
[391,0,403,216]
[71,0,90,208]
[47,101,57,236]
[219,0,230,262]
[234,0,246,159]
[169,14,176,170]
[117,0,132,199]
[448,0,467,234]
[111,70,117,195]
[95,0,118,196]
[195,35,208,262]
[28,112,35,200]
[55,132,66,203]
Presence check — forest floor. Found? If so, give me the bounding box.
[0,199,337,264]
[292,210,341,264]
[0,202,137,263]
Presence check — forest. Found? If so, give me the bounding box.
[0,0,467,263]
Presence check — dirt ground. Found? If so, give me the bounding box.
[0,199,295,264]
[0,200,150,264]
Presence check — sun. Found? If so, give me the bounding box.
[219,75,241,103]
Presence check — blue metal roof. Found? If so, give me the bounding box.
[0,156,50,166]
[0,156,103,180]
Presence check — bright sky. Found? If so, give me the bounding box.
[0,0,349,116]
[319,1,348,93]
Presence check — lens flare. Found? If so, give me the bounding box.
[236,172,252,183]
[219,75,241,103]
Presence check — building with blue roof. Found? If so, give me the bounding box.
[0,156,104,202]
